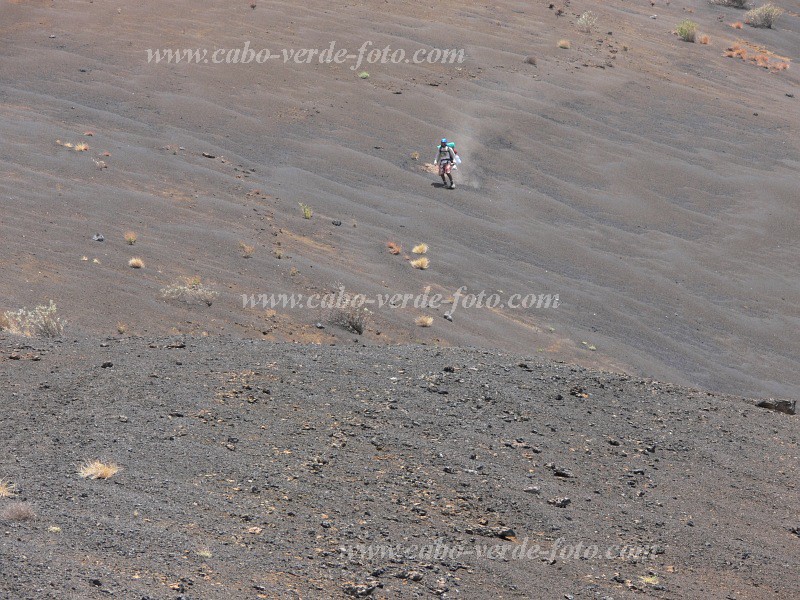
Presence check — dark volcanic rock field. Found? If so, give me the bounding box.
[1,335,797,599]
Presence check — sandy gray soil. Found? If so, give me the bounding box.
[1,0,798,398]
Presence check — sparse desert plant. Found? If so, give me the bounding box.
[387,241,402,255]
[415,315,433,327]
[358,71,370,79]
[724,43,748,59]
[124,231,137,245]
[699,34,710,45]
[116,322,128,334]
[79,460,120,480]
[1,502,36,522]
[746,3,783,28]
[410,151,420,160]
[576,11,597,33]
[160,277,219,306]
[676,20,698,42]
[128,257,145,269]
[74,142,89,152]
[557,39,571,49]
[410,257,429,270]
[712,0,749,7]
[196,548,213,559]
[2,301,65,338]
[329,304,368,334]
[0,479,16,498]
[412,243,428,254]
[753,53,771,67]
[730,21,744,28]
[239,241,255,258]
[298,203,313,219]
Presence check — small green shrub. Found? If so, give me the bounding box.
[676,20,698,42]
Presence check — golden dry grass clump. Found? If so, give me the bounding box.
[79,460,121,480]
[558,39,571,49]
[698,34,710,45]
[415,315,434,327]
[412,243,428,254]
[410,257,429,270]
[0,479,16,498]
[387,242,402,255]
[124,231,137,245]
[128,257,145,269]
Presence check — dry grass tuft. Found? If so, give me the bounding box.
[124,231,137,245]
[128,257,145,269]
[116,322,128,334]
[412,243,428,254]
[74,143,90,152]
[557,39,571,49]
[298,203,313,219]
[387,242,402,255]
[0,479,16,498]
[79,460,121,480]
[239,241,255,258]
[753,53,771,67]
[730,21,744,29]
[724,43,748,59]
[410,257,429,270]
[415,315,434,327]
[1,502,36,522]
[698,34,710,45]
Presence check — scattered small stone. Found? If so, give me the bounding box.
[92,233,104,242]
[398,570,423,581]
[548,497,571,508]
[332,220,342,226]
[201,152,216,159]
[755,398,795,415]
[443,313,453,322]
[342,582,377,597]
[524,486,541,495]
[101,361,113,368]
[315,322,325,329]
[608,439,621,446]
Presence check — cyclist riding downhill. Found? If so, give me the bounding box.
[434,138,459,189]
